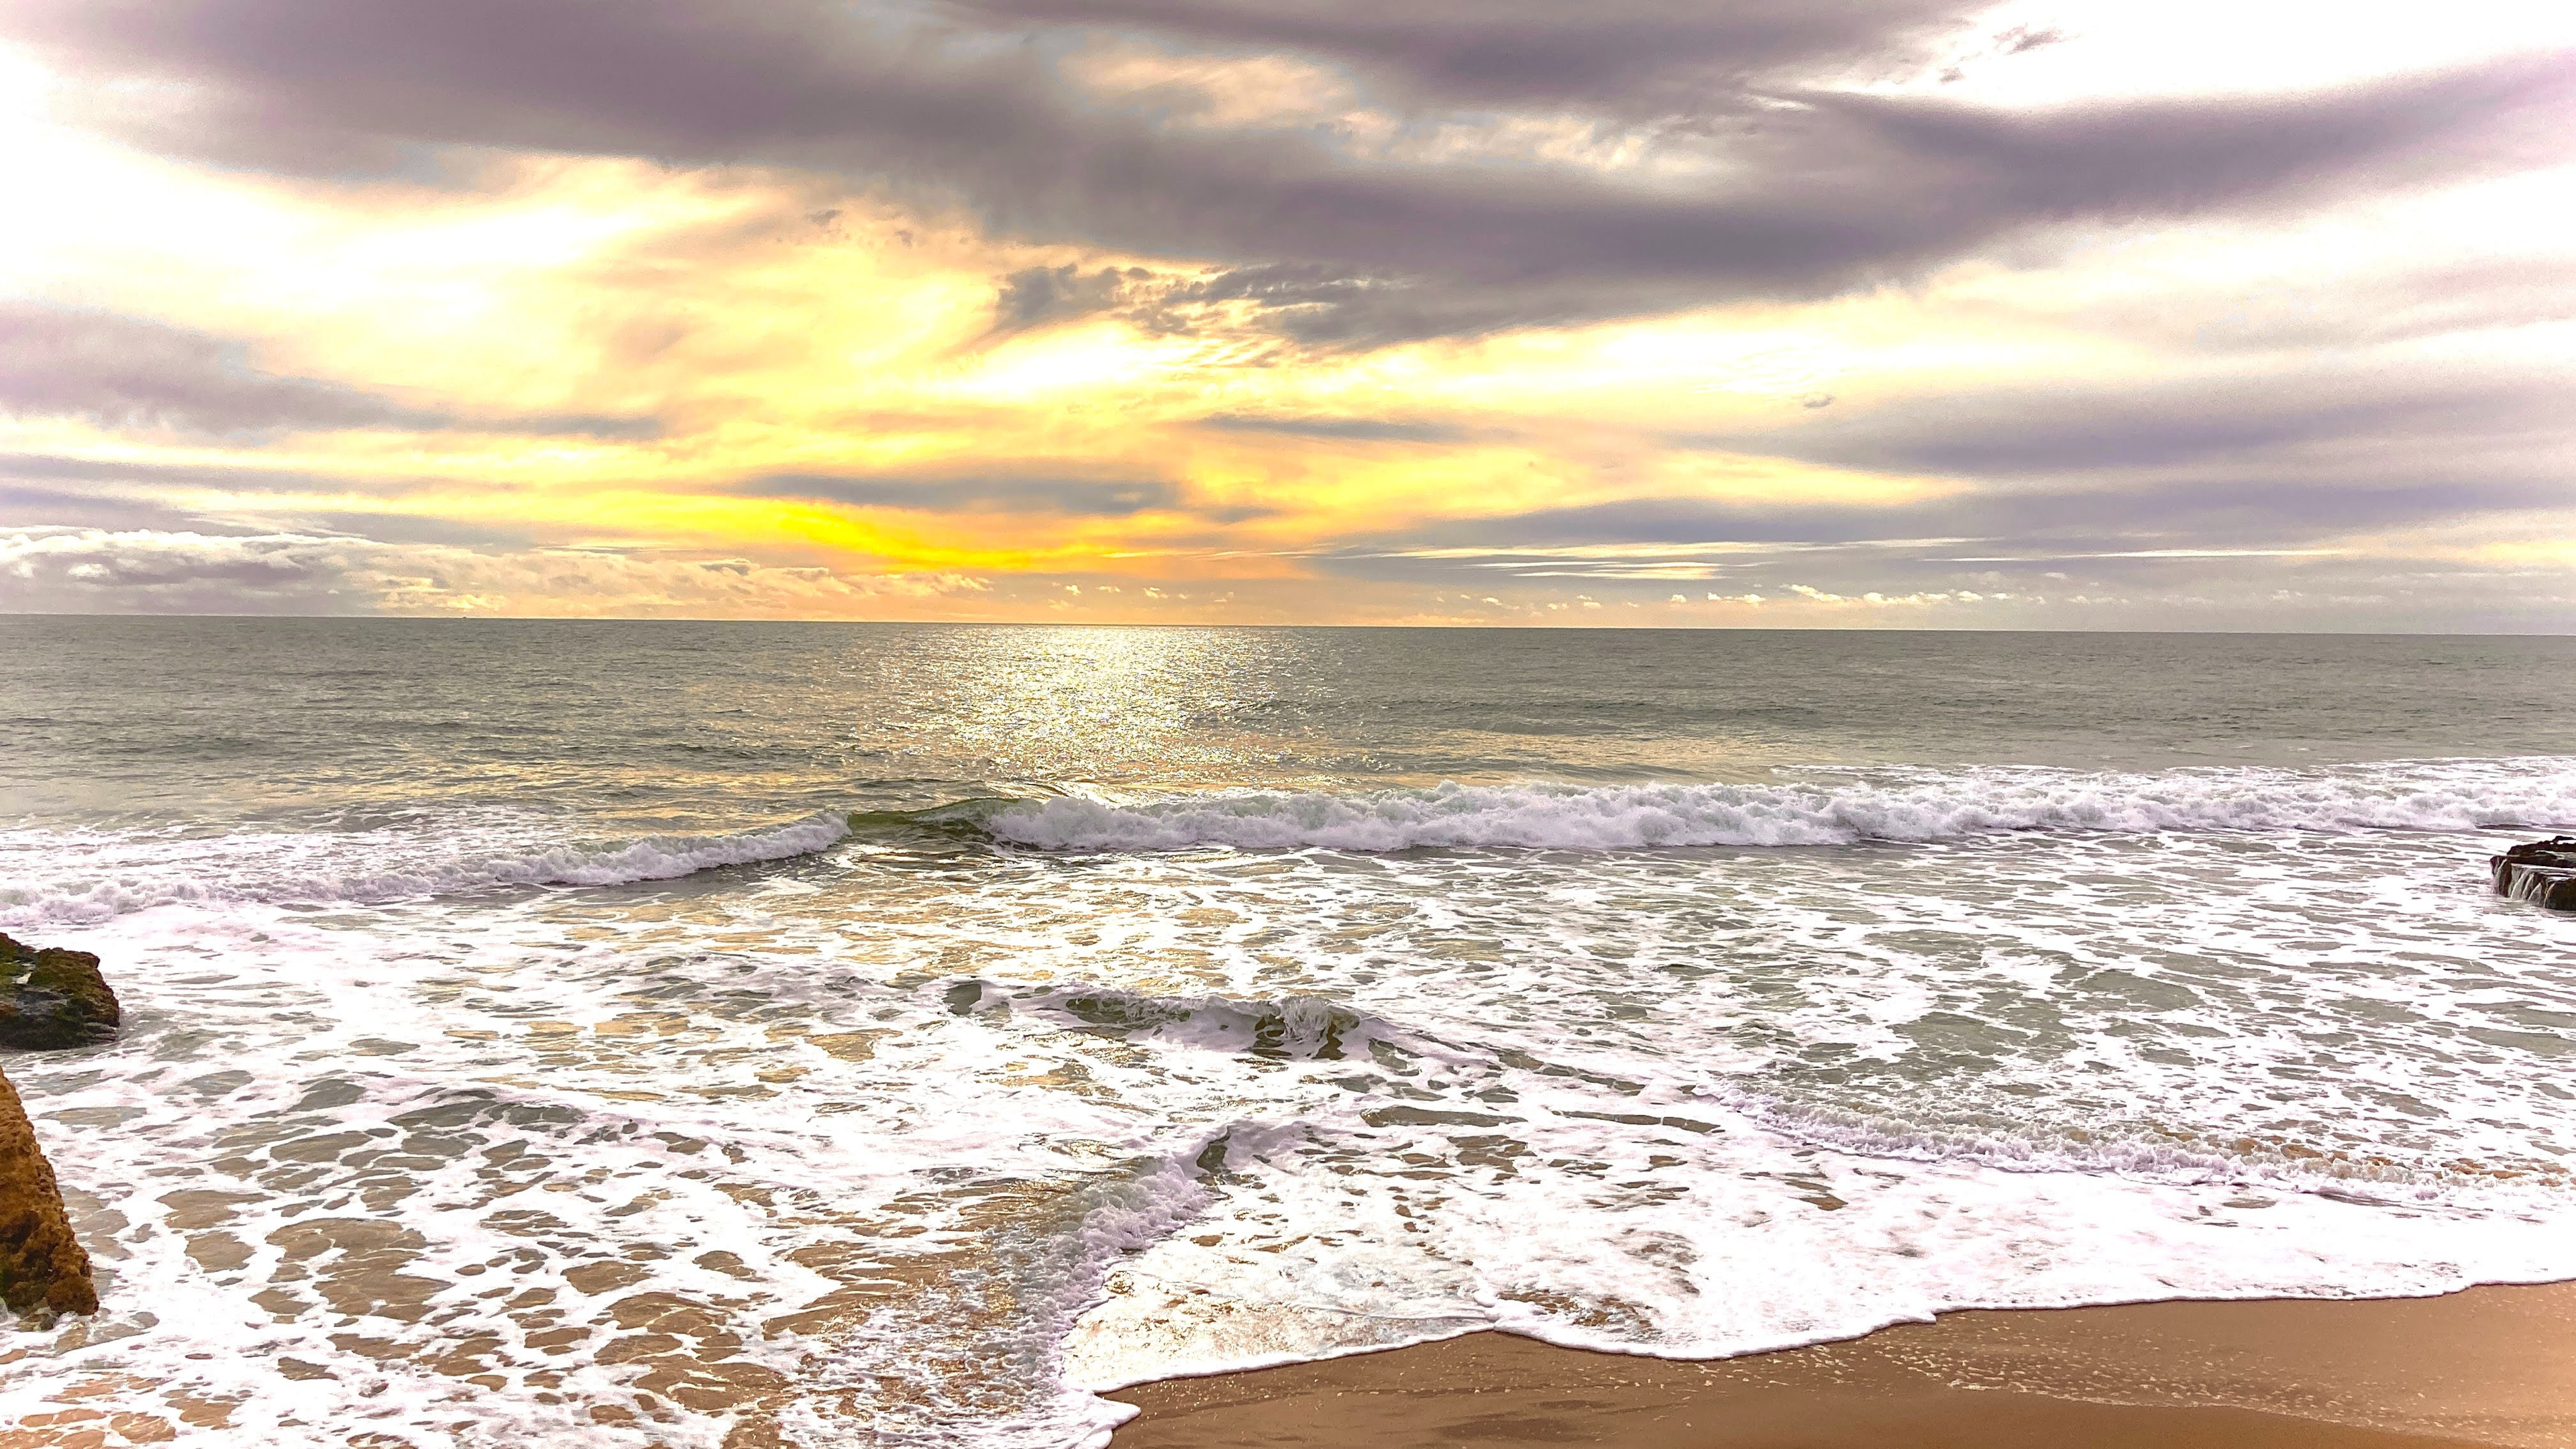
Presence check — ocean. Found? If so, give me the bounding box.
[4,618,2573,1447]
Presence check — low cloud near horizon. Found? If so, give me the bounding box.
[2,0,2571,628]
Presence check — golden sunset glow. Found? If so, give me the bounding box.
[3,1,2573,625]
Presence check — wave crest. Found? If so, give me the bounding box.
[977,763,2576,853]
[0,811,851,926]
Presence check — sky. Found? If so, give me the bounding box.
[1,0,2572,628]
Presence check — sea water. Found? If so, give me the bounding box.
[2,619,2571,1446]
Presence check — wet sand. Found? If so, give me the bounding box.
[1107,1281,2576,1448]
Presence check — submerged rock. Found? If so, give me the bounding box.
[0,932,121,1051]
[2491,837,2576,913]
[0,1063,98,1317]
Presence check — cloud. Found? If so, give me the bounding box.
[1326,464,2576,592]
[2181,257,2576,354]
[5,3,2572,633]
[735,470,1189,517]
[1197,413,1466,443]
[0,478,225,533]
[0,449,451,496]
[1687,368,2573,482]
[971,0,1971,113]
[991,263,1148,332]
[13,1,2569,343]
[0,526,989,616]
[0,301,449,435]
[0,302,656,438]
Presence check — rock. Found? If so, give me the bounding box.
[2491,837,2576,913]
[0,1062,99,1316]
[0,932,121,1051]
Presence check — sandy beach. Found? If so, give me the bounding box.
[1108,1281,2576,1448]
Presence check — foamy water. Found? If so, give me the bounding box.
[3,621,2573,1447]
[972,760,2576,851]
[0,812,853,927]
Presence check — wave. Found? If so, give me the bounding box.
[15,759,2575,926]
[0,811,851,926]
[959,761,2576,853]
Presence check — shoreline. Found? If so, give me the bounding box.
[1105,1281,2576,1448]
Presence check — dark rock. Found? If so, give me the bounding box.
[2490,837,2576,913]
[0,932,121,1051]
[1,1062,99,1317]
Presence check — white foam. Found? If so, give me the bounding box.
[979,759,2576,852]
[9,777,2574,1449]
[0,811,850,926]
[1067,1095,2576,1395]
[0,901,1245,1449]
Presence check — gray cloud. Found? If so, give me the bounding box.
[0,301,657,437]
[1199,413,1466,443]
[0,452,545,548]
[1686,370,2573,481]
[13,2,2569,343]
[1129,264,1698,345]
[0,449,467,498]
[0,527,382,612]
[4,449,1226,529]
[2182,258,2576,354]
[970,0,1971,113]
[0,481,215,533]
[738,470,1188,517]
[1273,363,2576,588]
[0,301,449,435]
[1325,461,2574,590]
[1322,486,2576,631]
[991,264,1149,332]
[0,526,991,616]
[280,512,547,549]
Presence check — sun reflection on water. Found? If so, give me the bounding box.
[854,627,1321,789]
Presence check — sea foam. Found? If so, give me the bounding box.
[0,810,851,926]
[978,760,2576,853]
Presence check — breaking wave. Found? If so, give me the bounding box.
[0,810,851,926]
[15,758,2573,927]
[965,760,2576,853]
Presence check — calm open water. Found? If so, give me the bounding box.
[3,619,2574,1446]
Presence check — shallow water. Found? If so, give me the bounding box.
[3,619,2573,1447]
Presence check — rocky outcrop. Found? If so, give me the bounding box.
[0,932,121,1051]
[2491,837,2576,913]
[1,1063,98,1317]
